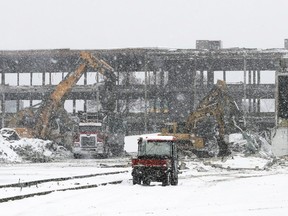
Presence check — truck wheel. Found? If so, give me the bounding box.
[171,175,178,186]
[143,178,151,186]
[162,172,171,186]
[133,176,141,185]
[73,153,81,159]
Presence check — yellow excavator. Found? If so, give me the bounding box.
[161,80,243,157]
[8,51,115,147]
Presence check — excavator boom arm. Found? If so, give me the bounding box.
[34,51,114,139]
[80,52,116,82]
[50,63,87,103]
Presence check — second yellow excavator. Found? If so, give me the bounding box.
[161,80,244,157]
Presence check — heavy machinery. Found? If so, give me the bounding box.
[73,122,110,158]
[161,80,243,157]
[132,135,178,186]
[8,51,117,150]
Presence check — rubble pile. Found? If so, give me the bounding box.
[229,132,274,159]
[0,128,72,163]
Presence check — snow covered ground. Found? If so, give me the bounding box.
[1,132,288,215]
[0,155,288,215]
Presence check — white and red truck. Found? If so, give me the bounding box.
[131,135,178,186]
[73,122,110,158]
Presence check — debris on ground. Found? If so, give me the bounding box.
[0,129,72,163]
[202,154,275,170]
[229,132,274,159]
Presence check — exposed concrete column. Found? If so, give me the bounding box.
[257,99,261,112]
[17,72,20,111]
[257,70,261,112]
[153,70,157,113]
[243,55,247,127]
[17,72,19,86]
[84,100,87,113]
[200,70,204,86]
[16,101,20,112]
[1,70,5,85]
[165,64,172,115]
[30,72,33,86]
[248,70,252,112]
[73,100,76,114]
[192,59,197,110]
[144,62,148,133]
[223,70,226,81]
[30,72,33,107]
[160,68,165,113]
[125,72,130,114]
[49,72,52,85]
[84,71,87,85]
[1,88,4,128]
[42,72,46,85]
[1,71,5,128]
[83,72,87,117]
[253,70,256,112]
[116,71,120,113]
[207,69,214,87]
[253,70,256,84]
[148,70,151,85]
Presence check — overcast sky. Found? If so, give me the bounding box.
[0,0,287,50]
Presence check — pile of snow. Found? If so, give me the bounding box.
[0,138,21,163]
[0,129,72,163]
[203,154,274,170]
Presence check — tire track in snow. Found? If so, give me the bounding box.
[0,171,128,203]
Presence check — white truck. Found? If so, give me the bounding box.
[73,122,109,158]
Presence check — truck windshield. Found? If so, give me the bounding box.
[79,126,100,133]
[138,141,172,157]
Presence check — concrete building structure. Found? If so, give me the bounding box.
[1,41,288,134]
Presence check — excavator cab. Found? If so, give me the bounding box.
[161,122,205,153]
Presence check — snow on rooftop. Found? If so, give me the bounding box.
[143,135,175,141]
[124,133,160,153]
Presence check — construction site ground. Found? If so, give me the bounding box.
[0,154,288,216]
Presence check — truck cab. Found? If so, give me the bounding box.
[73,122,109,158]
[131,135,178,186]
